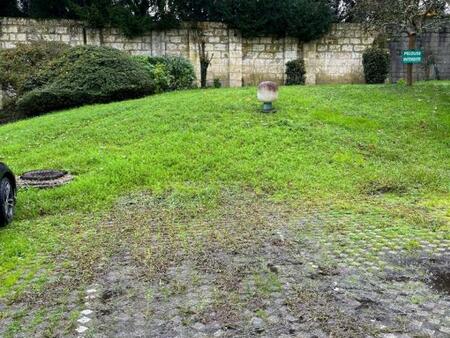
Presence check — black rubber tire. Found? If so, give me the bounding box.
[0,177,15,227]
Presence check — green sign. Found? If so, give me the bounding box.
[402,50,423,64]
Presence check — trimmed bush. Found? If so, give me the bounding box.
[17,46,155,116]
[135,56,196,91]
[285,59,306,85]
[0,41,70,117]
[362,48,390,84]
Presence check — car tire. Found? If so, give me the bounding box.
[0,177,15,227]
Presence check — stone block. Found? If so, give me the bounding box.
[1,32,12,40]
[111,43,124,49]
[55,27,68,34]
[214,44,227,51]
[362,37,374,45]
[284,42,298,52]
[349,38,361,44]
[333,30,348,38]
[284,51,298,60]
[3,41,16,48]
[169,36,181,43]
[258,52,273,59]
[4,25,18,33]
[208,36,220,43]
[353,45,366,52]
[259,37,272,44]
[229,43,241,51]
[214,29,227,36]
[252,44,265,52]
[229,33,241,43]
[17,25,30,33]
[229,51,241,59]
[61,34,71,42]
[14,33,26,41]
[338,38,351,44]
[274,52,284,59]
[329,45,341,52]
[166,43,180,50]
[317,44,328,52]
[341,44,353,52]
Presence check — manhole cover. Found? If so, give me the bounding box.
[21,170,68,181]
[18,169,73,188]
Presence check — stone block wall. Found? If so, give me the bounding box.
[303,24,375,84]
[0,17,85,47]
[242,36,301,85]
[1,17,449,88]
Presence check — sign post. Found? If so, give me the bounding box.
[402,49,423,86]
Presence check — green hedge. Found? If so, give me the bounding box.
[362,48,390,84]
[134,55,196,91]
[16,46,155,116]
[285,59,306,85]
[0,41,70,119]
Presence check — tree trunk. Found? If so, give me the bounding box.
[200,61,208,88]
[198,40,212,88]
[407,33,416,86]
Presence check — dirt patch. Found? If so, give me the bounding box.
[428,268,450,295]
[386,254,450,296]
[362,179,408,195]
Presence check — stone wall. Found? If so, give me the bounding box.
[389,22,450,82]
[242,36,301,85]
[1,17,449,88]
[304,24,375,84]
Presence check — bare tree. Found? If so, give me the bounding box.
[193,26,214,88]
[354,0,448,85]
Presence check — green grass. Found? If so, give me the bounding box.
[0,81,449,301]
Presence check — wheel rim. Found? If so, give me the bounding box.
[3,180,14,220]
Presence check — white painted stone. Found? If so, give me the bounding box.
[75,326,88,334]
[78,316,91,324]
[81,309,93,316]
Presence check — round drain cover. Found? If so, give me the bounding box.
[18,169,73,188]
[21,170,68,182]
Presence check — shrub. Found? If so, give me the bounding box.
[16,46,155,116]
[0,41,70,116]
[213,78,222,88]
[135,56,196,91]
[285,59,306,85]
[134,55,172,93]
[362,48,390,84]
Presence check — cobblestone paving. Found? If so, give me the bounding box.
[78,204,449,338]
[297,221,450,338]
[1,196,448,338]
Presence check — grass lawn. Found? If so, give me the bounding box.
[0,81,449,335]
